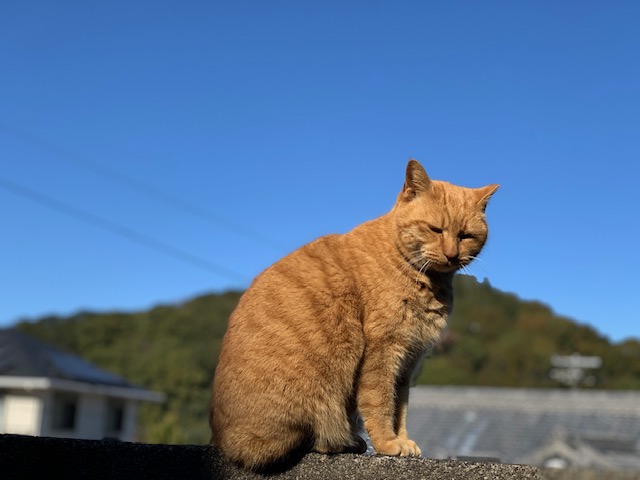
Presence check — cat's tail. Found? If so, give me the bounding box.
[211,421,309,472]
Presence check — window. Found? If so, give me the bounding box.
[0,392,5,431]
[105,399,125,436]
[52,394,77,431]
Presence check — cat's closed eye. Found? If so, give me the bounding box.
[428,225,443,234]
[458,232,476,240]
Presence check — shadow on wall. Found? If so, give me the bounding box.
[0,433,541,480]
[5,434,640,480]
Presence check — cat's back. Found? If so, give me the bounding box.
[237,232,358,309]
[217,232,363,360]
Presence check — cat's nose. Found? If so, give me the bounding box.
[445,253,459,265]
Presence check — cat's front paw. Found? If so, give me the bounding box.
[374,437,421,457]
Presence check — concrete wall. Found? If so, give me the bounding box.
[0,433,543,480]
[3,433,639,480]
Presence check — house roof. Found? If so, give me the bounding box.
[406,386,640,471]
[0,329,164,402]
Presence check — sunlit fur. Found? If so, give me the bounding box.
[209,160,498,470]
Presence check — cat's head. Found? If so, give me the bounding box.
[393,159,498,274]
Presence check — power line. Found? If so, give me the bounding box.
[0,176,248,283]
[0,121,284,251]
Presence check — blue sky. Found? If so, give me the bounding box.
[1,1,638,342]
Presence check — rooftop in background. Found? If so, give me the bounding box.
[0,328,129,387]
[408,386,640,472]
[0,328,163,403]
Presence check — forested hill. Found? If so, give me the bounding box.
[14,275,640,444]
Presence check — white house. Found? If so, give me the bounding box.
[0,329,164,441]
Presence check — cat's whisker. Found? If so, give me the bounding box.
[414,260,425,284]
[415,259,432,284]
[466,256,489,276]
[474,264,489,276]
[407,250,424,264]
[414,264,423,284]
[408,256,423,268]
[406,250,430,276]
[460,259,488,278]
[467,255,485,263]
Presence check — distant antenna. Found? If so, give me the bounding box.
[549,353,602,388]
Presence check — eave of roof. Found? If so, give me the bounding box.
[0,375,165,403]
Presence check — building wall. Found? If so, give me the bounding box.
[121,400,137,441]
[39,391,139,441]
[76,393,106,439]
[38,390,54,437]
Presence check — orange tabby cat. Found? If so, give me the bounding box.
[210,160,498,470]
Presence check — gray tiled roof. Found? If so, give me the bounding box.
[406,386,640,470]
[0,329,131,387]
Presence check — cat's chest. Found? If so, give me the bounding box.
[402,280,453,341]
[405,293,448,322]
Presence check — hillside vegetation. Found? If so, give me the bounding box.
[15,275,640,444]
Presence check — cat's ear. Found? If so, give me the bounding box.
[475,184,499,211]
[400,159,432,202]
